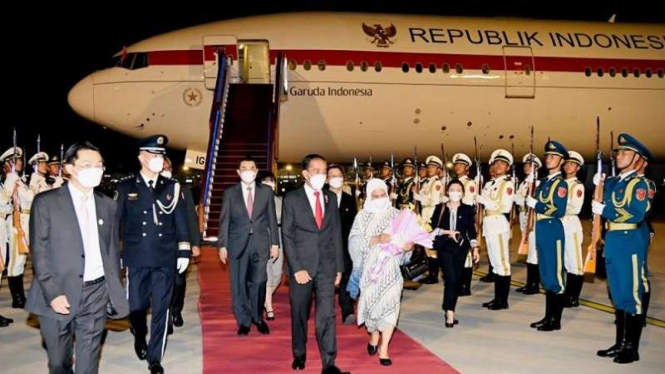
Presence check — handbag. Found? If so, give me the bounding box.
[400,204,447,280]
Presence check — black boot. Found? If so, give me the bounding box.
[563,274,584,308]
[538,293,564,331]
[129,311,148,360]
[642,280,651,327]
[459,267,472,296]
[8,275,26,309]
[598,310,624,357]
[480,264,495,283]
[488,276,510,310]
[522,264,541,295]
[0,314,13,327]
[614,312,642,364]
[517,264,534,293]
[531,291,553,329]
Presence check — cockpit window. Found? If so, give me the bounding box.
[112,52,149,70]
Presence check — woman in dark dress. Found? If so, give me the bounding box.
[431,180,480,327]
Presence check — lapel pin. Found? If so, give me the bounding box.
[98,219,104,225]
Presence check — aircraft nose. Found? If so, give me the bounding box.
[68,75,95,121]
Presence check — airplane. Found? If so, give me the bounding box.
[67,11,665,165]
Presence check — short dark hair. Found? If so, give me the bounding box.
[64,142,102,165]
[238,156,257,169]
[301,154,326,170]
[327,164,344,174]
[447,179,465,194]
[257,170,275,182]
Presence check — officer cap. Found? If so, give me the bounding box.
[566,151,584,166]
[451,153,472,167]
[522,153,542,168]
[401,158,415,169]
[426,155,443,168]
[138,134,168,155]
[544,140,569,160]
[28,152,49,165]
[491,149,513,166]
[0,147,23,163]
[616,133,653,161]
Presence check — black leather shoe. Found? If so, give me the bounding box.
[0,314,13,325]
[292,355,306,370]
[148,362,164,374]
[254,320,270,334]
[167,323,173,335]
[481,299,496,308]
[379,357,392,366]
[487,301,509,310]
[321,365,350,374]
[133,335,147,360]
[367,343,378,356]
[237,325,250,335]
[173,313,184,327]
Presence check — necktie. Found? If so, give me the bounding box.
[314,191,323,229]
[246,186,253,218]
[148,180,154,190]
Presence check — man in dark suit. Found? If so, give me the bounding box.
[326,164,358,325]
[282,154,350,374]
[115,135,190,374]
[217,156,280,335]
[25,142,130,374]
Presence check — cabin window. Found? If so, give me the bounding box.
[633,68,640,78]
[524,65,531,75]
[442,63,450,74]
[658,68,664,78]
[374,61,382,72]
[609,67,616,77]
[360,61,369,72]
[401,63,410,73]
[481,64,490,74]
[597,68,604,77]
[455,63,463,74]
[317,60,326,71]
[303,60,311,71]
[415,63,423,73]
[428,63,436,73]
[621,68,628,78]
[584,67,592,77]
[645,68,652,78]
[288,59,297,70]
[346,61,354,71]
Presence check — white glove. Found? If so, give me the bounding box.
[4,172,20,187]
[526,196,538,209]
[390,192,398,200]
[355,189,361,197]
[593,172,606,186]
[177,258,190,274]
[413,193,423,202]
[514,195,525,207]
[476,195,499,211]
[592,200,605,215]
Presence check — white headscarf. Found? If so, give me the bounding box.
[363,178,391,213]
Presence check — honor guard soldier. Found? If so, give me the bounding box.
[637,155,655,327]
[414,156,444,284]
[28,151,51,194]
[380,160,396,202]
[47,155,65,188]
[476,149,515,310]
[451,153,477,296]
[561,151,585,307]
[396,158,417,209]
[1,146,34,309]
[356,161,374,204]
[595,134,651,363]
[115,135,191,374]
[526,140,569,331]
[0,156,14,325]
[514,154,542,295]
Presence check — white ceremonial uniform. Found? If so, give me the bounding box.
[2,172,34,276]
[562,178,585,275]
[479,175,514,276]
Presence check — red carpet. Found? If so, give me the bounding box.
[198,247,461,374]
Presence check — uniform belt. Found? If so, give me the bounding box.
[20,209,30,214]
[83,275,105,286]
[519,207,526,212]
[484,211,503,217]
[536,214,553,221]
[607,223,638,231]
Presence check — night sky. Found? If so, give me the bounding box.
[5,2,664,173]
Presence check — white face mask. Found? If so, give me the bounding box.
[328,177,344,189]
[240,170,256,184]
[309,174,326,190]
[77,167,103,188]
[262,181,275,191]
[148,157,164,173]
[161,170,172,179]
[370,197,391,211]
[449,191,463,202]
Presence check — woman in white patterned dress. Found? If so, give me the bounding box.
[348,179,414,366]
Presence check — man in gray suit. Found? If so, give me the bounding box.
[218,156,280,335]
[282,154,350,374]
[25,142,129,374]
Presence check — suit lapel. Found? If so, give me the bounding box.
[298,186,319,230]
[94,193,109,255]
[251,184,263,220]
[57,186,85,256]
[321,190,334,228]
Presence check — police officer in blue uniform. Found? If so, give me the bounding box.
[595,134,651,364]
[526,141,569,332]
[115,135,190,374]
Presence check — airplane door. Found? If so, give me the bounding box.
[203,35,239,90]
[503,46,535,98]
[238,40,270,83]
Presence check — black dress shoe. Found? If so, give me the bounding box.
[167,323,173,335]
[367,343,378,356]
[148,362,164,374]
[133,336,148,360]
[321,365,350,374]
[173,313,184,327]
[237,325,250,335]
[379,357,392,366]
[292,355,306,370]
[254,320,270,334]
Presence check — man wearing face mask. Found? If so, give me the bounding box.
[25,142,130,374]
[326,164,358,325]
[217,156,280,336]
[282,154,348,374]
[115,135,190,374]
